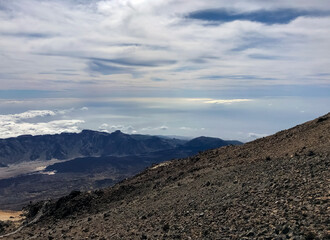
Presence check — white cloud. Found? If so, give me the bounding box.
[247,132,269,140]
[187,98,253,104]
[0,1,329,141]
[159,125,168,131]
[0,110,84,138]
[0,0,329,92]
[4,110,56,120]
[55,108,75,115]
[98,123,136,133]
[180,126,206,131]
[99,123,109,129]
[140,125,169,132]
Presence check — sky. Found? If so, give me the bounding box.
[0,0,329,141]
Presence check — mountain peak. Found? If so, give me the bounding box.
[111,130,123,134]
[80,129,100,134]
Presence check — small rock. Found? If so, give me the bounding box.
[162,224,170,232]
[282,226,290,234]
[246,231,255,237]
[307,151,315,156]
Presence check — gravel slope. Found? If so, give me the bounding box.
[4,113,330,239]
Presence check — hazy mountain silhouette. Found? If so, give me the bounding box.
[0,130,240,165]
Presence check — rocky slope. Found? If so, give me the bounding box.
[0,133,240,210]
[2,113,330,239]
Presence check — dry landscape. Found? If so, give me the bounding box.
[1,113,329,239]
[0,211,22,222]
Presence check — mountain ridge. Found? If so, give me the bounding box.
[0,130,241,166]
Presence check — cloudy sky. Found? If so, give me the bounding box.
[0,0,329,141]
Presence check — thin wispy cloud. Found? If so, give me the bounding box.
[0,0,329,89]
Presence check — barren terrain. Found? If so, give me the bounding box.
[1,113,329,239]
[0,211,22,222]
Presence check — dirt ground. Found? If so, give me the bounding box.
[0,211,23,222]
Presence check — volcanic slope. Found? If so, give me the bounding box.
[6,113,330,239]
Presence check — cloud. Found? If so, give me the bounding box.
[140,125,169,132]
[151,77,166,82]
[0,110,84,138]
[99,123,108,128]
[0,0,329,93]
[3,110,56,120]
[159,125,168,131]
[90,57,176,67]
[187,8,330,24]
[98,123,135,133]
[247,132,269,140]
[0,0,329,142]
[187,98,253,104]
[87,61,133,75]
[180,126,205,131]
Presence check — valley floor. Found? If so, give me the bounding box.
[0,211,22,222]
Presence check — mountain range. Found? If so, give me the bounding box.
[1,113,328,239]
[0,130,241,210]
[0,130,240,166]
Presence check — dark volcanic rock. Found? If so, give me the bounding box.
[4,113,330,239]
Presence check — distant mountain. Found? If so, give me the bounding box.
[9,113,329,239]
[0,130,241,210]
[182,136,241,151]
[0,130,241,165]
[0,130,185,165]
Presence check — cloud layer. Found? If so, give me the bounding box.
[0,1,329,141]
[0,110,84,139]
[0,0,329,93]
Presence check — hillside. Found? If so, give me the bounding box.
[2,113,329,239]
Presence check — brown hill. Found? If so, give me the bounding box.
[2,113,330,239]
